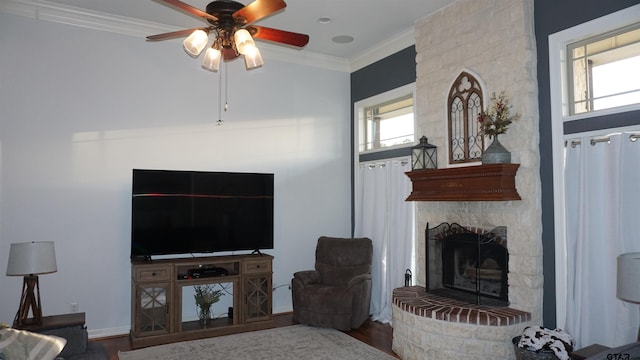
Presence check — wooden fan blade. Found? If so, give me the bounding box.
[157,0,217,22]
[251,26,309,47]
[146,28,203,41]
[233,0,286,25]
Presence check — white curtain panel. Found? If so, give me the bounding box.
[354,157,414,324]
[564,132,640,348]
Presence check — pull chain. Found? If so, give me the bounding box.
[217,64,223,125]
[217,62,229,126]
[224,62,229,112]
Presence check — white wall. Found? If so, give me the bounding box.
[0,13,351,335]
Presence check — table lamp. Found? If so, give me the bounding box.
[6,241,57,326]
[617,252,640,342]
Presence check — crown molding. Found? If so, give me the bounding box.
[1,0,415,73]
[0,0,171,37]
[0,0,351,72]
[349,28,416,72]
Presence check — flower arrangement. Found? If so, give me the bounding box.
[194,284,224,311]
[477,91,521,138]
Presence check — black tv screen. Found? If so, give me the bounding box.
[131,169,274,259]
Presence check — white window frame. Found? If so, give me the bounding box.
[354,83,416,156]
[566,23,640,116]
[548,3,640,330]
[549,5,640,124]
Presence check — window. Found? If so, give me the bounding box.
[568,23,640,115]
[356,84,415,153]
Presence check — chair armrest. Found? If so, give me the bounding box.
[348,273,371,289]
[293,270,321,286]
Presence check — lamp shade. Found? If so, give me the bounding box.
[202,46,222,72]
[617,252,640,303]
[234,29,256,55]
[244,47,263,69]
[183,29,209,57]
[6,241,57,276]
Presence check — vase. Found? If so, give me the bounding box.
[198,306,212,327]
[482,135,511,164]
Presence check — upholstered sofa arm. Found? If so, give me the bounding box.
[347,273,371,289]
[292,270,321,286]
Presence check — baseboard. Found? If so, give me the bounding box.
[88,312,295,340]
[88,326,129,339]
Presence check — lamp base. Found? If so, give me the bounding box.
[13,275,43,327]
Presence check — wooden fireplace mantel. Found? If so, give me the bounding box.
[405,163,521,201]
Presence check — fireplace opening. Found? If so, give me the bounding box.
[426,222,509,306]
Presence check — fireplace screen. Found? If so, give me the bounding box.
[426,222,508,306]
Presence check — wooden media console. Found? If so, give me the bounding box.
[130,254,273,348]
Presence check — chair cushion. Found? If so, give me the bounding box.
[315,237,372,287]
[297,285,353,315]
[0,328,66,360]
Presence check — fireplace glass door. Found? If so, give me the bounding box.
[426,223,509,306]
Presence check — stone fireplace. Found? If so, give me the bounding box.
[391,0,542,358]
[392,220,534,360]
[426,223,509,306]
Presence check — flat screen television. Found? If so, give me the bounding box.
[130,169,274,260]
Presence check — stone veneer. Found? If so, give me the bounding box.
[393,287,532,360]
[392,0,543,358]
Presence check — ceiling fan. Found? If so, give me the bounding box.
[147,0,310,71]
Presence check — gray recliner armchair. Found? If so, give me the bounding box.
[291,236,373,331]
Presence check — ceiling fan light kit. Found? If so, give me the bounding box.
[202,45,223,71]
[183,29,209,57]
[243,46,264,69]
[234,28,255,55]
[148,0,309,72]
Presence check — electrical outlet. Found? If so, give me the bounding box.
[70,302,79,313]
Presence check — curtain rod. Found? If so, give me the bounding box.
[365,160,409,169]
[565,133,640,148]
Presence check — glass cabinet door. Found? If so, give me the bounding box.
[244,276,271,322]
[136,284,170,336]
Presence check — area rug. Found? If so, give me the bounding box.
[118,325,397,360]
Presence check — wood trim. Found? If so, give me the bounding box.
[405,164,521,201]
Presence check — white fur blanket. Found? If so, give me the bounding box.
[517,326,574,360]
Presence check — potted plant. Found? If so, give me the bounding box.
[194,284,224,326]
[477,91,521,164]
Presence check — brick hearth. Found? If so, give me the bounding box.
[393,287,531,326]
[392,287,535,360]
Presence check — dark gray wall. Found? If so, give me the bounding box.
[350,46,417,233]
[351,46,417,104]
[535,0,640,328]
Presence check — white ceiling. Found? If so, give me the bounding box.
[42,0,456,61]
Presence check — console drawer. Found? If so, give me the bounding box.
[135,266,171,282]
[244,259,272,274]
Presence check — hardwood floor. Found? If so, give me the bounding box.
[94,313,399,359]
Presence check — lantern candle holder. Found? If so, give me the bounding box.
[411,136,437,170]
